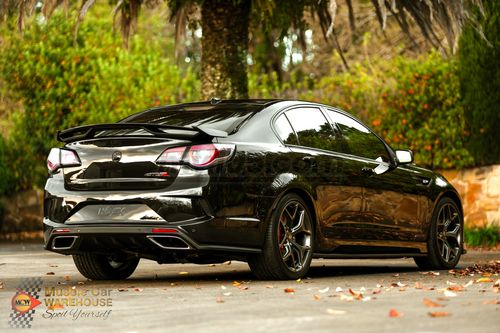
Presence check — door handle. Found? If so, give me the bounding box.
[361,166,374,176]
[302,156,317,167]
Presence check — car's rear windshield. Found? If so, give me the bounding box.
[121,104,261,134]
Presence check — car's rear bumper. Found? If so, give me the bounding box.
[43,218,262,259]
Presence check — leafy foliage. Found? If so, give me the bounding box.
[250,52,474,170]
[0,13,199,191]
[458,0,500,165]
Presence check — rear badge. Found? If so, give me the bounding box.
[144,172,169,177]
[112,151,122,162]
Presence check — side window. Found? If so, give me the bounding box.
[327,109,390,161]
[284,107,340,152]
[274,114,299,145]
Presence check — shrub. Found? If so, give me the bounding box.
[374,53,474,169]
[458,0,500,166]
[0,12,199,191]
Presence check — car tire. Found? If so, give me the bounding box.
[248,193,314,280]
[73,253,139,280]
[414,197,463,270]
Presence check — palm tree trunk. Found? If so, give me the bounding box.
[201,0,250,99]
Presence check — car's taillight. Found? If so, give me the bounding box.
[47,148,81,173]
[156,144,235,168]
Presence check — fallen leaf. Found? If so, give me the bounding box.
[216,297,225,303]
[361,296,372,302]
[447,285,464,292]
[464,280,474,288]
[223,292,232,296]
[296,278,302,283]
[482,300,500,305]
[209,264,216,267]
[393,274,400,277]
[428,311,450,317]
[446,280,457,286]
[223,261,232,265]
[422,271,440,276]
[64,275,71,281]
[134,288,143,292]
[284,287,295,293]
[313,294,321,300]
[178,271,189,275]
[238,285,249,290]
[372,288,382,295]
[493,279,500,287]
[476,277,493,283]
[118,288,128,292]
[376,284,383,288]
[170,283,177,286]
[46,272,55,275]
[326,309,346,315]
[415,282,424,289]
[340,294,354,302]
[348,288,363,300]
[232,281,242,287]
[423,298,444,308]
[444,290,457,297]
[389,309,402,317]
[265,285,274,289]
[221,285,227,290]
[319,287,330,294]
[0,282,3,289]
[49,264,58,268]
[360,287,366,292]
[335,286,343,292]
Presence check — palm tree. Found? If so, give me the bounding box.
[2,0,483,99]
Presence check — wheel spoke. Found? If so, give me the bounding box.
[446,224,460,241]
[441,241,451,262]
[282,243,292,261]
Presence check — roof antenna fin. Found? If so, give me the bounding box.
[210,97,221,105]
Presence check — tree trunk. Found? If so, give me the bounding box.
[201,0,250,99]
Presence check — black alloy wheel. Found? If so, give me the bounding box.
[415,197,463,270]
[248,193,314,280]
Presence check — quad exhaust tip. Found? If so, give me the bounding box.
[147,235,191,250]
[52,236,78,250]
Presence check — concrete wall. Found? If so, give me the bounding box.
[0,165,498,240]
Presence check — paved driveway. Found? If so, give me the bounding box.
[0,242,498,333]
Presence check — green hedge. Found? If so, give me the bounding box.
[0,13,199,192]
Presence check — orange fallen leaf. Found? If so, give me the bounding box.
[447,285,464,292]
[482,300,500,305]
[389,309,402,317]
[284,287,295,293]
[428,311,450,317]
[476,277,493,283]
[232,281,242,287]
[423,298,444,308]
[63,276,71,281]
[134,288,143,292]
[313,294,321,300]
[348,288,364,300]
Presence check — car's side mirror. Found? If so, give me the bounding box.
[395,149,413,164]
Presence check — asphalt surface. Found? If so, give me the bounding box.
[0,242,498,333]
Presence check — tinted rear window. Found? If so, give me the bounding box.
[121,105,259,134]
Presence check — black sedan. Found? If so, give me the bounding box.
[43,99,464,280]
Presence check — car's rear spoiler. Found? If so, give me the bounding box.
[56,123,228,143]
